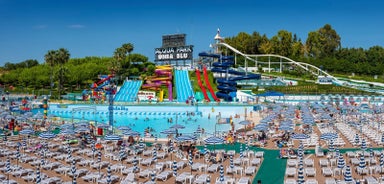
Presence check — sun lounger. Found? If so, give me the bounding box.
[156,170,172,181]
[194,174,210,184]
[305,179,318,184]
[12,168,33,177]
[250,158,261,166]
[207,164,219,173]
[97,175,120,184]
[325,178,337,184]
[285,178,297,184]
[141,158,153,166]
[176,161,186,169]
[245,166,256,175]
[322,167,333,177]
[285,168,296,177]
[238,177,250,184]
[305,167,316,177]
[139,169,153,178]
[176,172,194,183]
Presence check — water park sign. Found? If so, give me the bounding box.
[155,45,193,61]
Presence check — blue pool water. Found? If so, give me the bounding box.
[48,104,254,137]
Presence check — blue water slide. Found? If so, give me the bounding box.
[199,52,260,101]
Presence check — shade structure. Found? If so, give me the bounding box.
[107,165,111,184]
[74,127,90,133]
[337,155,345,169]
[175,135,196,142]
[160,128,177,135]
[173,160,177,177]
[204,136,225,145]
[59,129,75,135]
[291,133,310,140]
[170,124,185,129]
[39,132,56,139]
[219,165,224,182]
[19,129,35,135]
[297,157,304,184]
[320,132,338,140]
[239,120,251,125]
[35,166,41,184]
[60,124,73,129]
[97,123,110,129]
[117,126,131,131]
[152,147,157,163]
[359,154,366,173]
[361,138,367,151]
[253,123,268,131]
[344,165,353,182]
[104,134,121,141]
[354,134,360,145]
[122,130,141,137]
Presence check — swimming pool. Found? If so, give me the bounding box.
[48,104,254,137]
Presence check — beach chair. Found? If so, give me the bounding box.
[245,166,256,175]
[285,168,296,177]
[238,177,250,184]
[285,178,297,184]
[194,174,210,184]
[120,173,136,183]
[207,164,219,173]
[156,170,172,181]
[141,158,153,166]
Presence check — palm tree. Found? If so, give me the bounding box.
[56,48,70,100]
[122,43,134,67]
[44,50,57,96]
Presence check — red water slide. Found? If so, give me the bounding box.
[195,69,210,102]
[203,66,219,101]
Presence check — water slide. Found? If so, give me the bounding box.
[203,66,219,101]
[114,80,142,102]
[198,52,261,101]
[195,68,210,102]
[175,70,194,103]
[141,65,173,101]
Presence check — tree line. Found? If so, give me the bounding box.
[0,43,155,98]
[224,24,384,76]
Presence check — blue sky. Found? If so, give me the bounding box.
[0,0,383,65]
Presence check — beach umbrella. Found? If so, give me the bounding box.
[320,133,338,140]
[117,126,131,131]
[133,156,138,172]
[175,135,196,142]
[39,132,56,139]
[19,129,35,135]
[3,134,7,142]
[74,127,89,133]
[107,165,111,184]
[291,133,310,140]
[298,142,304,158]
[139,138,145,150]
[245,141,249,153]
[253,123,268,131]
[119,145,127,162]
[35,166,41,184]
[91,143,96,161]
[219,164,224,182]
[97,150,102,162]
[354,133,360,146]
[206,176,210,184]
[40,150,45,166]
[22,137,27,148]
[104,134,121,141]
[173,160,177,177]
[59,129,75,135]
[160,128,177,135]
[66,144,72,160]
[361,138,367,151]
[122,130,141,137]
[297,156,304,184]
[16,144,21,166]
[359,154,366,174]
[230,155,234,174]
[170,124,185,129]
[189,150,193,174]
[6,156,10,174]
[240,144,244,159]
[381,132,384,145]
[380,152,384,174]
[60,124,73,129]
[194,125,202,134]
[151,171,156,182]
[344,165,353,182]
[337,155,345,169]
[152,146,157,163]
[71,159,77,183]
[328,139,335,152]
[97,123,110,129]
[204,136,225,145]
